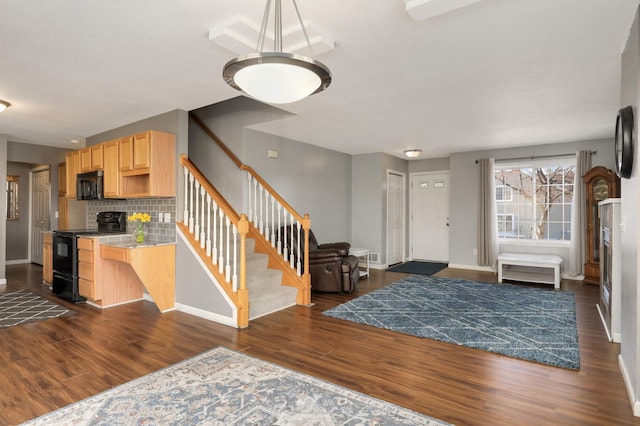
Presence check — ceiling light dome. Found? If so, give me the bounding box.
[0,100,10,112]
[404,149,422,158]
[222,0,331,104]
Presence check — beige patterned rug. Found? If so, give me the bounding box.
[22,346,450,425]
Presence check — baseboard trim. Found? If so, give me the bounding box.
[6,259,29,265]
[447,263,495,272]
[619,353,639,416]
[176,302,237,328]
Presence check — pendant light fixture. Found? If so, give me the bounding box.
[222,0,332,104]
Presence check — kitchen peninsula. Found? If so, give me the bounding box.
[79,235,175,312]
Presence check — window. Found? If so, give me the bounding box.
[496,185,513,202]
[494,158,575,241]
[497,213,514,234]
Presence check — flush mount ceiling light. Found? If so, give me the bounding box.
[404,149,422,158]
[222,0,332,104]
[0,100,11,112]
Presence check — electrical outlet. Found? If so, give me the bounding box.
[164,212,171,223]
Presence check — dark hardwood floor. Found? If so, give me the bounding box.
[1,263,637,425]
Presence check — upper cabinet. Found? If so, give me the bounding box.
[66,130,175,200]
[119,131,175,198]
[66,151,80,198]
[103,140,119,198]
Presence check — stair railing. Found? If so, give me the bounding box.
[189,112,311,306]
[179,155,249,328]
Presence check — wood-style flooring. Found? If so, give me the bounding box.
[1,263,637,426]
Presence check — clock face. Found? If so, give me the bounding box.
[615,106,635,179]
[593,179,609,201]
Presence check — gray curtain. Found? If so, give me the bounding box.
[478,158,499,267]
[568,151,592,277]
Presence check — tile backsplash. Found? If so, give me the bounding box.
[86,198,176,243]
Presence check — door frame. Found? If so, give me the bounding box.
[386,169,406,267]
[409,170,450,262]
[29,165,51,264]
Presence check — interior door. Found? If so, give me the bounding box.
[31,168,50,265]
[411,172,450,262]
[387,171,404,266]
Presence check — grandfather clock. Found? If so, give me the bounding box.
[582,166,620,284]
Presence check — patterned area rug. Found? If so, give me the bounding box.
[323,276,580,370]
[23,346,449,425]
[0,289,72,328]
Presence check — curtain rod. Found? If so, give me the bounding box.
[475,150,596,164]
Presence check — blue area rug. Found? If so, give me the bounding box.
[323,276,580,370]
[23,346,449,425]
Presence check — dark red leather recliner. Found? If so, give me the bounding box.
[280,227,359,293]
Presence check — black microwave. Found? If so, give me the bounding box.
[76,170,104,200]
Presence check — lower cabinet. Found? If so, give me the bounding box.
[42,233,53,284]
[77,237,100,301]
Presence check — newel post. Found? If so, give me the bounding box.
[237,214,249,328]
[298,214,312,306]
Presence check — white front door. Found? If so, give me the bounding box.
[31,169,50,265]
[411,172,449,262]
[387,171,404,266]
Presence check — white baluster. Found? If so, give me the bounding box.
[212,203,218,265]
[199,185,206,247]
[259,185,264,235]
[247,173,253,226]
[219,209,224,273]
[283,213,288,263]
[194,181,200,241]
[277,204,282,253]
[188,172,195,233]
[183,166,189,225]
[252,179,258,224]
[270,196,275,246]
[232,224,237,290]
[264,191,270,241]
[206,195,212,257]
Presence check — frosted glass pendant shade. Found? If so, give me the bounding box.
[224,52,331,104]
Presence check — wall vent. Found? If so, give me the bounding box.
[369,252,380,263]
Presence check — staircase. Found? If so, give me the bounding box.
[244,237,298,319]
[179,142,311,329]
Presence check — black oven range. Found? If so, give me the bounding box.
[52,211,127,303]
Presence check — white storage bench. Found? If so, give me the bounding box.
[497,253,563,289]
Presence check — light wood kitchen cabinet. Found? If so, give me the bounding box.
[91,144,104,170]
[118,135,134,172]
[103,140,120,198]
[78,237,100,301]
[65,151,80,198]
[58,162,68,229]
[119,130,175,197]
[80,148,92,172]
[42,233,53,284]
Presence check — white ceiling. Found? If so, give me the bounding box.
[1,0,638,159]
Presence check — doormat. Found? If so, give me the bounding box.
[387,261,448,275]
[323,275,580,370]
[0,289,72,328]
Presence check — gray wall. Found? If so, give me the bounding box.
[0,135,6,281]
[189,97,294,215]
[244,129,352,241]
[6,162,30,261]
[448,139,615,268]
[190,97,352,242]
[620,6,640,413]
